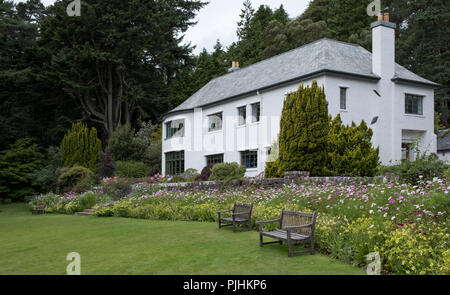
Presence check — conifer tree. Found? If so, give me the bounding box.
[61,122,102,172]
[277,81,329,176]
[327,114,379,177]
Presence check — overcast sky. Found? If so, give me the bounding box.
[14,0,310,54]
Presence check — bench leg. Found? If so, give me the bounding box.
[232,222,236,232]
[259,233,263,247]
[218,219,221,229]
[310,238,315,254]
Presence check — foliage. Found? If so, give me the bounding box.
[28,191,111,214]
[101,177,133,200]
[97,150,116,179]
[276,81,329,176]
[61,122,102,172]
[209,162,246,181]
[265,137,282,178]
[327,114,379,177]
[57,165,96,193]
[383,153,447,184]
[108,123,139,162]
[33,146,62,193]
[0,138,43,200]
[108,121,161,170]
[115,161,150,178]
[195,163,214,181]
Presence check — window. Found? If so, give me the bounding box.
[165,119,185,139]
[240,150,258,169]
[165,151,184,175]
[401,143,412,162]
[340,87,347,110]
[206,154,224,166]
[237,106,246,126]
[405,94,423,115]
[251,102,260,122]
[208,112,223,132]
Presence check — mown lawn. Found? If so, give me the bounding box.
[0,203,364,275]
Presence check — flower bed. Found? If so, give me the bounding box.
[29,178,449,274]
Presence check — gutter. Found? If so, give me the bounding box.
[391,77,440,88]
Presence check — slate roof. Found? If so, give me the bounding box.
[166,38,438,117]
[437,130,450,151]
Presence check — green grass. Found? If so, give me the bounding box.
[0,203,365,275]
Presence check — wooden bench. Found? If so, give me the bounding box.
[257,209,317,257]
[217,202,253,232]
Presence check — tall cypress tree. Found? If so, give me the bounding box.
[61,122,102,172]
[277,81,329,176]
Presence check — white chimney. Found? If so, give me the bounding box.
[371,13,396,79]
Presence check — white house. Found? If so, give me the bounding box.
[162,14,438,177]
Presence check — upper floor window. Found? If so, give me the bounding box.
[251,102,260,122]
[165,119,185,139]
[237,106,246,126]
[208,112,223,132]
[405,94,423,115]
[340,87,347,110]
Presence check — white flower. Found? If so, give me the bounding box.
[391,216,396,220]
[383,213,387,218]
[369,224,374,229]
[369,210,374,214]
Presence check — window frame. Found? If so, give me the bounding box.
[165,151,185,175]
[251,102,260,123]
[237,106,246,126]
[240,150,258,169]
[165,119,185,139]
[206,154,224,166]
[208,112,223,132]
[405,94,424,116]
[340,87,347,110]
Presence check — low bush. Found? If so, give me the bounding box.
[382,153,447,184]
[101,177,133,200]
[195,163,214,181]
[209,162,246,181]
[115,161,150,178]
[57,165,96,193]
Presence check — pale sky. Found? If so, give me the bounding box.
[13,0,310,54]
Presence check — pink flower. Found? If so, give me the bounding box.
[388,198,395,204]
[398,195,404,200]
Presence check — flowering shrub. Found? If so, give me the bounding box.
[30,177,449,274]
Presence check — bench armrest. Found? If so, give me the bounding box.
[216,209,232,214]
[256,219,280,225]
[256,219,280,232]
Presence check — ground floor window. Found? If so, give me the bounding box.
[165,151,184,175]
[206,154,224,166]
[240,150,258,169]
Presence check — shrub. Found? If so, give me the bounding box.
[209,162,246,181]
[115,161,150,178]
[108,123,139,161]
[57,165,96,193]
[149,167,161,177]
[326,114,379,177]
[277,81,329,176]
[61,122,102,172]
[388,153,446,184]
[101,177,133,200]
[34,146,62,192]
[0,138,43,200]
[98,150,116,178]
[195,163,214,181]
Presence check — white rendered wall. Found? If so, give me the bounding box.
[162,76,436,176]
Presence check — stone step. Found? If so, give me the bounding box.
[75,211,93,216]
